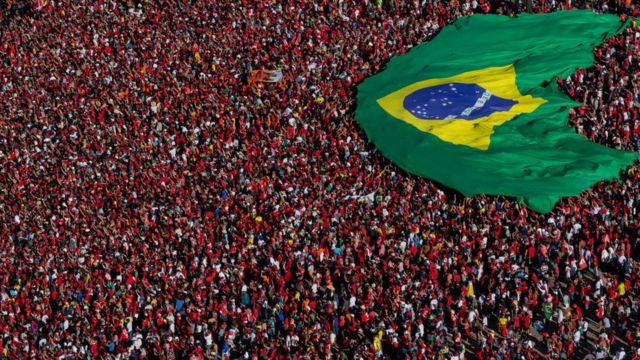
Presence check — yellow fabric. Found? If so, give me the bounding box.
[467,281,474,297]
[373,330,383,351]
[373,337,382,351]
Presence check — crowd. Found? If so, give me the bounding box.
[0,0,639,359]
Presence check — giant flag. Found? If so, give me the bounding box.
[356,11,638,212]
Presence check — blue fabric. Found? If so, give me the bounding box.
[403,83,516,120]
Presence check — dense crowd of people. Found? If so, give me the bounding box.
[0,0,639,359]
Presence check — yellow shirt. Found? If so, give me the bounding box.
[467,282,475,297]
[373,337,382,352]
[373,330,383,351]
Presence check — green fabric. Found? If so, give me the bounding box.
[356,11,637,212]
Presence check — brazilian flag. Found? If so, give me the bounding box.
[356,11,638,212]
